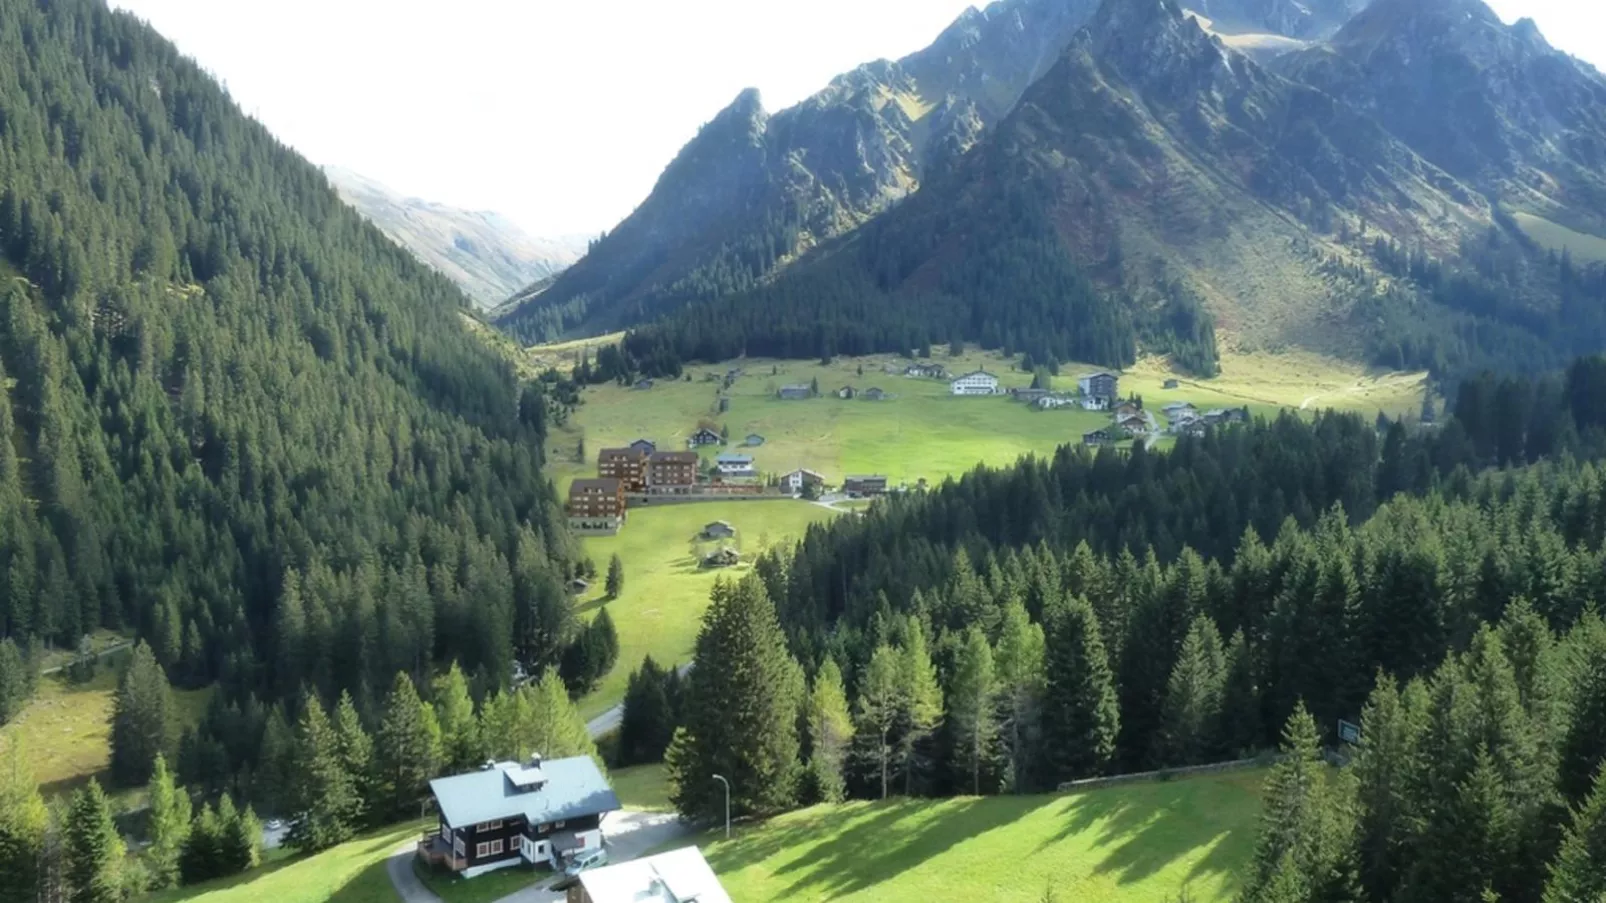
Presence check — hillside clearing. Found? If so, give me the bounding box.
[145,820,427,903]
[1513,212,1606,266]
[573,501,837,718]
[672,769,1264,902]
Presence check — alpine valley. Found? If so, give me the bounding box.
[499,0,1606,384]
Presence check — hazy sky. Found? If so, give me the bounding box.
[112,0,1602,239]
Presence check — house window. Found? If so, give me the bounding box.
[476,842,489,858]
[453,836,465,856]
[475,819,503,832]
[554,820,566,829]
[489,839,504,856]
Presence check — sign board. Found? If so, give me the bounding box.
[1338,719,1361,745]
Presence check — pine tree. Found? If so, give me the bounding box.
[331,692,374,825]
[144,754,190,891]
[1156,615,1227,767]
[374,672,443,822]
[256,706,295,817]
[803,658,852,804]
[667,577,802,819]
[0,638,31,726]
[994,600,1045,792]
[110,641,175,787]
[619,657,678,766]
[286,694,362,852]
[605,554,625,600]
[1560,618,1606,805]
[432,662,483,772]
[181,801,221,884]
[1543,765,1606,903]
[948,627,999,795]
[64,780,125,903]
[1239,704,1358,903]
[897,621,944,795]
[1043,596,1120,783]
[215,794,260,875]
[1219,630,1263,757]
[854,644,903,800]
[1351,675,1424,901]
[523,668,600,762]
[0,742,48,903]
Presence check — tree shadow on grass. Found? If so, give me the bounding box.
[1033,773,1260,891]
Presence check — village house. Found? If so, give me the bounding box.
[1011,387,1051,403]
[1083,428,1114,447]
[1113,401,1142,420]
[843,475,889,497]
[1037,395,1077,410]
[567,578,590,596]
[566,479,626,534]
[905,363,947,379]
[1080,396,1109,412]
[1078,371,1119,402]
[863,387,889,401]
[1164,378,1181,389]
[777,384,812,400]
[837,385,857,399]
[686,427,724,448]
[950,370,1001,396]
[646,452,698,494]
[418,755,620,879]
[782,468,826,494]
[1161,402,1198,420]
[714,453,756,478]
[743,433,766,447]
[628,438,657,455]
[701,547,740,569]
[1118,415,1149,437]
[569,847,732,903]
[596,447,648,492]
[702,521,736,540]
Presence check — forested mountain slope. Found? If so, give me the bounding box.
[618,0,1494,376]
[0,0,576,710]
[325,166,585,309]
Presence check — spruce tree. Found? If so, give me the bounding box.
[0,638,30,726]
[215,794,261,875]
[1560,618,1606,804]
[286,694,361,852]
[1239,704,1358,903]
[65,779,125,903]
[1351,675,1424,902]
[994,600,1045,792]
[1156,614,1227,767]
[256,706,295,816]
[619,657,677,766]
[524,668,600,762]
[331,692,374,825]
[1219,630,1263,757]
[181,801,221,884]
[144,754,190,891]
[432,662,483,772]
[1543,765,1606,903]
[897,621,944,795]
[0,742,48,903]
[605,554,625,600]
[374,672,443,822]
[948,627,999,795]
[110,641,175,787]
[803,658,852,804]
[1043,596,1119,783]
[667,577,802,819]
[853,644,903,800]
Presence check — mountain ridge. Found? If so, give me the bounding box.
[325,166,587,309]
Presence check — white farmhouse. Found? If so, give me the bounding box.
[949,370,1001,396]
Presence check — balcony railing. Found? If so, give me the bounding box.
[416,833,466,873]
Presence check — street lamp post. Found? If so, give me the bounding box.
[711,774,731,839]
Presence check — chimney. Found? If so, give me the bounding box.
[529,752,543,768]
[481,759,497,771]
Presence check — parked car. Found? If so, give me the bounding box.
[563,848,608,877]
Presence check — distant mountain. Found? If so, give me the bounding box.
[1277,0,1606,235]
[618,0,1493,372]
[325,167,587,309]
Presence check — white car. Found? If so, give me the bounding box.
[563,848,608,877]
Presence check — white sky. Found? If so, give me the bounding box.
[111,0,1602,239]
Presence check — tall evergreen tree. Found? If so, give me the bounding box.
[1042,596,1120,783]
[1560,617,1606,805]
[605,554,625,600]
[803,658,852,804]
[64,780,125,903]
[619,656,679,767]
[432,663,483,773]
[331,691,374,825]
[853,644,903,800]
[1219,629,1263,757]
[215,794,261,876]
[144,754,190,891]
[948,627,999,795]
[667,576,802,819]
[1156,614,1227,767]
[0,742,48,903]
[373,672,443,822]
[994,600,1045,792]
[286,694,361,852]
[1239,704,1358,903]
[1351,675,1424,902]
[110,641,175,787]
[0,638,31,726]
[1543,765,1606,903]
[897,621,943,795]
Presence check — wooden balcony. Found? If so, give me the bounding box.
[417,832,466,873]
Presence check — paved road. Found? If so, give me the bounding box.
[387,839,441,903]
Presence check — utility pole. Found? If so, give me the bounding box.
[711,774,731,839]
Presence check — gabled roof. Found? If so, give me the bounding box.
[786,468,825,479]
[952,370,998,380]
[715,453,753,464]
[578,847,731,903]
[1080,370,1118,380]
[570,478,622,494]
[429,757,619,830]
[845,474,887,481]
[650,451,699,463]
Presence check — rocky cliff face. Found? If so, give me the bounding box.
[1278,0,1606,232]
[326,167,585,309]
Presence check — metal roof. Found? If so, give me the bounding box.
[577,847,732,903]
[428,756,619,829]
